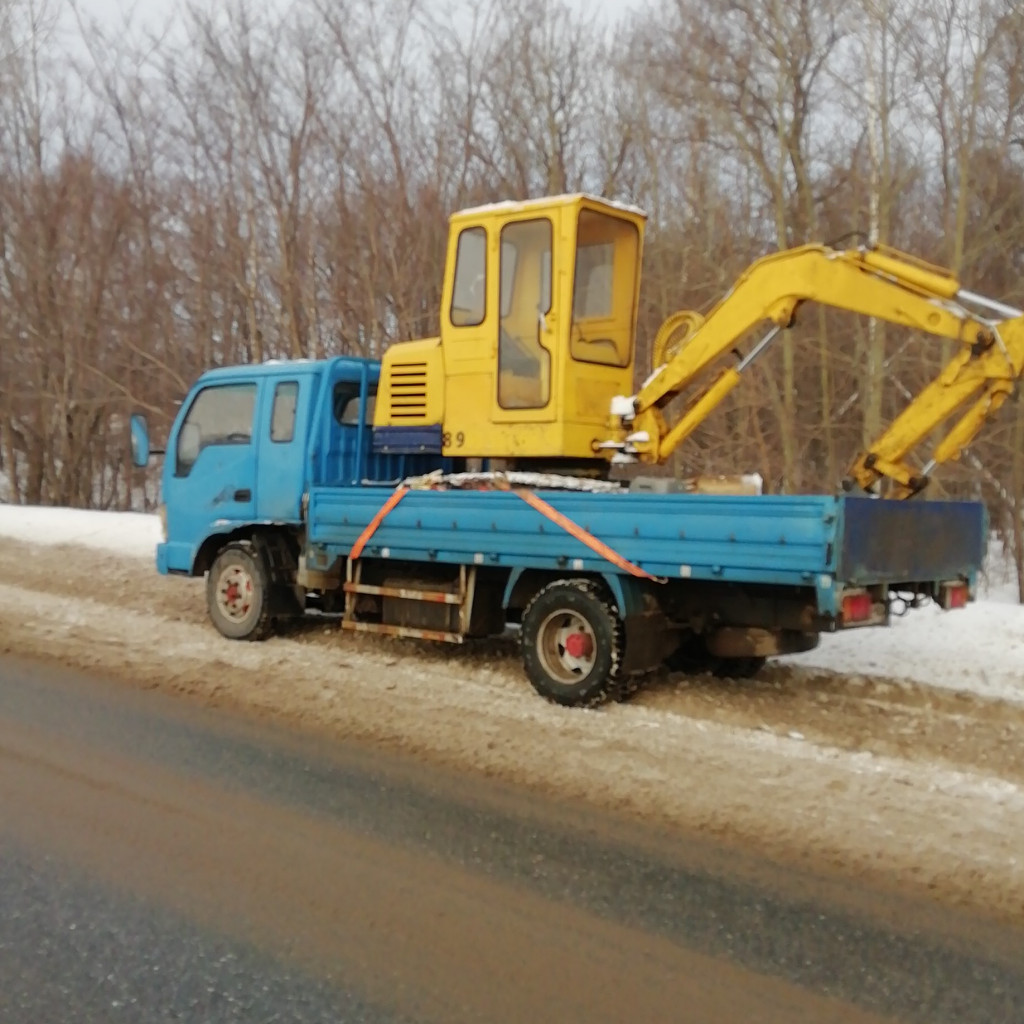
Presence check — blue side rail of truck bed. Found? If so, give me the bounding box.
[305,487,986,619]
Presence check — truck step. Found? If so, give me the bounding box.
[340,619,465,644]
[342,560,478,643]
[342,581,463,605]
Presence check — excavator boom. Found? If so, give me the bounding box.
[614,243,1024,495]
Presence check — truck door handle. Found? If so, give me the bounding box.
[233,489,252,502]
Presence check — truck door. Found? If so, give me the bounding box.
[256,377,308,521]
[163,381,258,570]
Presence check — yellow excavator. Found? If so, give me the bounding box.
[373,193,1024,495]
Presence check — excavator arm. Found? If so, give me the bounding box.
[611,243,1024,496]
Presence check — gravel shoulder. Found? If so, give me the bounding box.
[1,537,1021,923]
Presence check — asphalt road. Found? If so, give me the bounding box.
[1,654,1022,1024]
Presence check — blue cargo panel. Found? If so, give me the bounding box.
[307,488,840,588]
[836,496,986,584]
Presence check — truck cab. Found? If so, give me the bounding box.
[372,194,646,465]
[151,357,442,576]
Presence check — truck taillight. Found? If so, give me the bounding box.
[841,590,874,623]
[940,581,969,609]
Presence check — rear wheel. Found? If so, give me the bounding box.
[520,579,625,708]
[207,541,274,640]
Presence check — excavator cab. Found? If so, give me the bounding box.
[373,194,645,466]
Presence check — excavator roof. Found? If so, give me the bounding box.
[452,192,647,223]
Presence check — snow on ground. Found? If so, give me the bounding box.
[778,537,1024,703]
[780,558,1024,704]
[781,597,1024,705]
[0,504,162,560]
[0,503,1021,704]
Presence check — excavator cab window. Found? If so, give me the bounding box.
[570,209,638,368]
[497,218,552,409]
[450,226,486,327]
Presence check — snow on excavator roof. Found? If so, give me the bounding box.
[453,193,646,220]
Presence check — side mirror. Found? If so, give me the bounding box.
[130,414,150,467]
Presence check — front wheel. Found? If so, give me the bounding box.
[206,541,274,640]
[520,579,625,708]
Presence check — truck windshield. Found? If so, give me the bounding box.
[175,382,256,476]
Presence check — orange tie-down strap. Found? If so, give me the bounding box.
[349,481,663,583]
[348,486,409,560]
[512,488,664,583]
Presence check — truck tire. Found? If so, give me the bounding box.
[520,579,625,708]
[206,541,274,641]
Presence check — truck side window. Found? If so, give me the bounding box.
[450,226,486,327]
[498,218,552,409]
[175,382,256,476]
[570,210,638,368]
[332,382,377,425]
[270,381,299,443]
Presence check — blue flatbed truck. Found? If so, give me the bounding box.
[133,354,987,707]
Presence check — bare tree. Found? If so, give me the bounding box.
[632,0,847,489]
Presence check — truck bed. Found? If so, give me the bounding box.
[306,488,986,613]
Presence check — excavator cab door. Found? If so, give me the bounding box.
[493,215,558,422]
[439,206,562,455]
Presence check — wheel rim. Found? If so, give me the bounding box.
[535,609,597,684]
[216,563,254,623]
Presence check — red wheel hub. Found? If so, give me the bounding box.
[564,631,593,659]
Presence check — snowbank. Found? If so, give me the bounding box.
[0,505,161,561]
